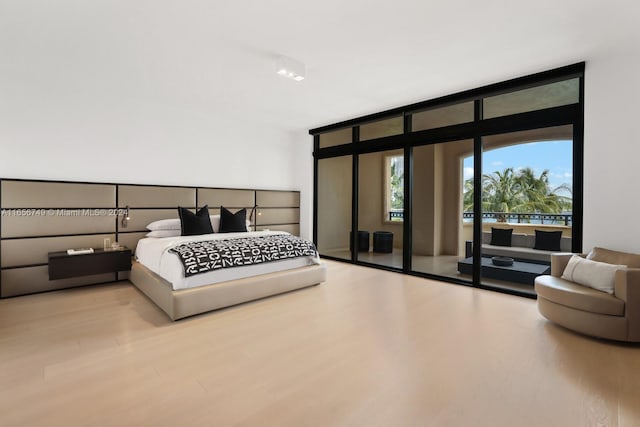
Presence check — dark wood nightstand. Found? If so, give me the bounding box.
[48,247,132,280]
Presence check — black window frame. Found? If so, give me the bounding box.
[311,62,585,298]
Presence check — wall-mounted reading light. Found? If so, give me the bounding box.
[249,204,261,231]
[121,205,130,228]
[276,55,305,82]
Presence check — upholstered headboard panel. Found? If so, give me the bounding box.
[0,178,300,298]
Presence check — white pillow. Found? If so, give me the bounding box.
[146,218,180,231]
[147,215,251,233]
[561,255,626,294]
[146,229,181,238]
[210,215,221,233]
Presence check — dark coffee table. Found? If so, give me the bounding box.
[457,257,550,285]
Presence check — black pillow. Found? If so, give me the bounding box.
[178,205,213,236]
[490,227,513,247]
[219,206,247,233]
[534,230,562,251]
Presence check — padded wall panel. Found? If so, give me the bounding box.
[1,267,114,297]
[1,179,300,299]
[255,224,300,236]
[198,188,254,208]
[1,234,116,267]
[257,208,299,225]
[118,185,195,208]
[123,209,179,232]
[117,232,148,256]
[2,214,115,238]
[256,191,300,208]
[1,181,115,208]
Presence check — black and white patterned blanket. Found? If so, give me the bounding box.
[169,234,318,277]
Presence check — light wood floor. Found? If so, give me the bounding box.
[324,250,537,295]
[1,260,639,426]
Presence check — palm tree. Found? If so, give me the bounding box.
[481,168,524,221]
[463,167,572,222]
[463,178,474,212]
[516,167,572,214]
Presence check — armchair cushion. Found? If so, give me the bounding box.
[561,255,626,294]
[535,275,625,316]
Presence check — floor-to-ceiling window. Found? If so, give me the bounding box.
[312,63,584,298]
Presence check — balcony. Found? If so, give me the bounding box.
[462,212,572,226]
[388,210,572,226]
[388,210,404,221]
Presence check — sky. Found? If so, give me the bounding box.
[463,140,573,194]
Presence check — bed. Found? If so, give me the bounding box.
[130,230,327,320]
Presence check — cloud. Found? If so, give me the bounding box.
[464,167,474,180]
[513,166,536,173]
[491,161,503,167]
[548,170,573,181]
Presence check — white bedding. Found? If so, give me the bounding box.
[135,231,320,290]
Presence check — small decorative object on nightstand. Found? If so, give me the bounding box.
[48,247,132,280]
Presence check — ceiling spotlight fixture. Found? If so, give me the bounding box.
[276,55,305,82]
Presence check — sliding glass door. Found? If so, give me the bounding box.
[479,126,574,295]
[316,156,352,260]
[357,149,404,269]
[411,139,474,281]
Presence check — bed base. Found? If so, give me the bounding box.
[129,261,327,320]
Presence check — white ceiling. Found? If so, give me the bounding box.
[1,0,639,133]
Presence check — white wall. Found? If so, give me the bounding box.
[0,95,308,232]
[583,44,640,253]
[0,101,297,186]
